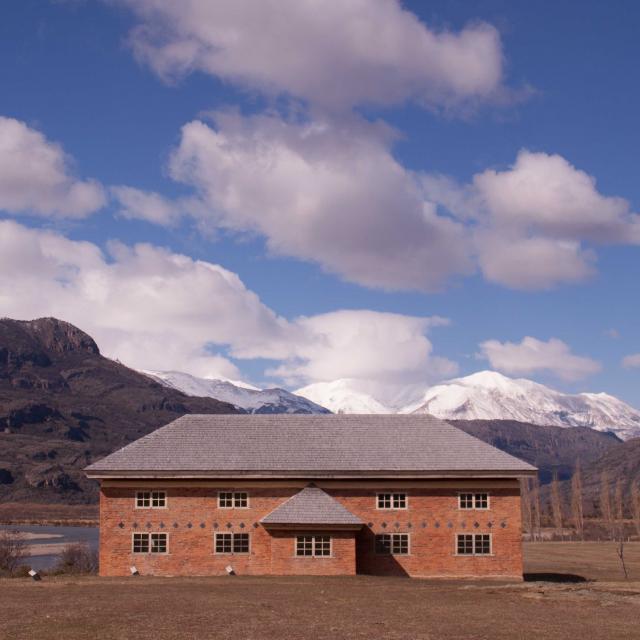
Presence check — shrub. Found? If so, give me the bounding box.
[0,530,28,577]
[53,543,98,575]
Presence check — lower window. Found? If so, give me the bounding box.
[132,532,168,554]
[215,533,250,554]
[457,533,491,555]
[374,533,409,555]
[296,535,331,557]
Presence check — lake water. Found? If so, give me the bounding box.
[0,524,99,570]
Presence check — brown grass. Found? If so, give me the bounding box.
[0,543,638,640]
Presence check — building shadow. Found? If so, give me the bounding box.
[523,572,588,583]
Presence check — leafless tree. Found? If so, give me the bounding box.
[613,478,629,578]
[520,478,533,538]
[532,476,542,542]
[631,481,640,539]
[571,461,584,540]
[0,531,27,577]
[600,470,614,539]
[550,471,563,538]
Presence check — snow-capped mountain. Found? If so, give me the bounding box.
[143,370,330,414]
[294,379,392,414]
[407,371,640,440]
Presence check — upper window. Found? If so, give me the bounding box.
[214,533,250,554]
[377,493,407,510]
[458,493,489,510]
[132,532,168,554]
[136,491,166,509]
[218,492,249,508]
[296,535,331,557]
[374,533,409,555]
[457,533,491,556]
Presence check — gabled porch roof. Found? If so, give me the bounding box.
[260,485,363,530]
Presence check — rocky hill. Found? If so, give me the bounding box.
[0,317,239,505]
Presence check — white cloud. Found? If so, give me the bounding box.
[478,336,601,381]
[622,353,640,369]
[472,151,640,242]
[0,115,106,218]
[0,220,455,390]
[166,112,472,291]
[474,230,596,290]
[424,150,640,289]
[268,310,456,386]
[111,186,185,226]
[117,0,506,112]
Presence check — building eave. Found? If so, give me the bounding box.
[85,468,537,480]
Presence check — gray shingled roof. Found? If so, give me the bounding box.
[261,485,363,526]
[85,414,536,477]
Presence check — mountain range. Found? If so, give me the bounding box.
[1,316,639,513]
[294,372,640,440]
[143,370,329,414]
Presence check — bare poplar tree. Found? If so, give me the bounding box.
[550,471,563,538]
[631,481,640,539]
[571,461,584,541]
[532,476,542,542]
[600,470,614,540]
[520,478,533,538]
[614,479,629,579]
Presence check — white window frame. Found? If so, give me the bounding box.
[294,535,332,558]
[374,533,410,556]
[457,492,490,510]
[214,532,251,555]
[135,490,167,509]
[217,491,250,509]
[132,532,169,554]
[455,533,492,556]
[376,492,408,510]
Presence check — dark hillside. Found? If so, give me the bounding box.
[451,419,622,483]
[0,317,239,505]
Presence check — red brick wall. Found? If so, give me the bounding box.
[98,480,522,579]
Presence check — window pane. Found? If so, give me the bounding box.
[392,534,409,555]
[133,533,149,553]
[152,491,166,508]
[314,536,331,557]
[457,534,473,555]
[234,492,248,508]
[219,492,233,508]
[475,534,491,555]
[136,492,151,508]
[151,533,167,553]
[459,493,473,509]
[375,534,391,554]
[296,536,313,556]
[215,533,233,553]
[393,494,407,509]
[474,493,488,509]
[377,494,391,509]
[233,533,249,553]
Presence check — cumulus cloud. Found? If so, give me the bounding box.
[165,112,472,291]
[268,310,456,385]
[424,150,640,289]
[111,186,186,226]
[116,0,506,112]
[622,353,640,369]
[0,115,106,218]
[478,336,601,381]
[0,220,455,389]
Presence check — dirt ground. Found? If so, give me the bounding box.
[1,542,639,640]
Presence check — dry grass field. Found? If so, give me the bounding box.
[1,542,639,640]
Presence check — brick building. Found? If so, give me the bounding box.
[85,414,536,578]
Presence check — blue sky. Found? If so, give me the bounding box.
[0,0,638,407]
